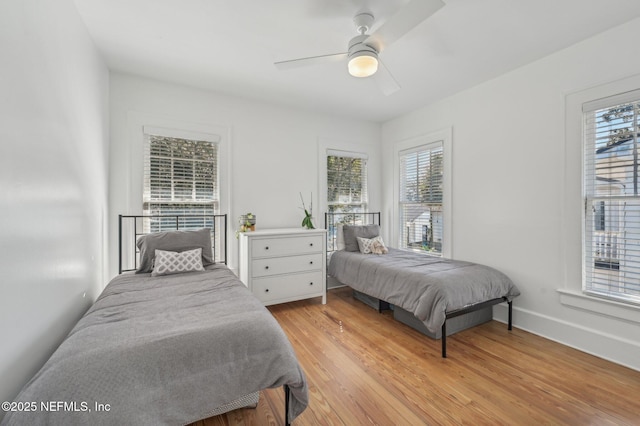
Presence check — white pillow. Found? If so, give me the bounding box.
[152,248,205,276]
[356,236,388,255]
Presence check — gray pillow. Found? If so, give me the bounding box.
[342,224,380,252]
[136,228,214,273]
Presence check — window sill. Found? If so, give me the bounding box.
[557,289,640,324]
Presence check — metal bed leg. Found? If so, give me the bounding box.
[284,384,290,426]
[508,300,513,330]
[118,215,122,275]
[441,321,447,358]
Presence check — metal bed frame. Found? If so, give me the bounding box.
[118,214,228,274]
[117,214,293,424]
[325,212,513,358]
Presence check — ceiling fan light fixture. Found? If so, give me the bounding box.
[348,51,378,78]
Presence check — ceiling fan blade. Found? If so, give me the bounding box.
[274,52,348,70]
[374,59,400,96]
[364,0,445,53]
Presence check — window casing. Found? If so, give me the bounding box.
[584,91,640,303]
[399,142,444,255]
[143,130,220,232]
[326,151,368,215]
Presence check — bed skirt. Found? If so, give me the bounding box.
[393,305,492,339]
[203,392,260,419]
[353,290,492,340]
[353,290,385,311]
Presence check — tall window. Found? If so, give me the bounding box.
[584,91,640,303]
[327,151,368,215]
[143,128,220,232]
[399,142,443,255]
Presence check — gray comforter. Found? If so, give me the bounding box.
[2,265,308,425]
[329,248,520,333]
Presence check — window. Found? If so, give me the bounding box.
[584,91,640,302]
[143,127,220,232]
[326,150,368,215]
[399,142,443,255]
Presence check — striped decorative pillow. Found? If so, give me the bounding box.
[151,248,205,276]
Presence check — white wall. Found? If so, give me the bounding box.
[109,73,381,277]
[0,0,109,412]
[382,18,640,370]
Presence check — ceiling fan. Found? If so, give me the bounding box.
[274,0,445,96]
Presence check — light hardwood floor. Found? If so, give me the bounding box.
[191,287,640,425]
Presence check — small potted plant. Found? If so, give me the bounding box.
[299,193,314,229]
[239,213,256,232]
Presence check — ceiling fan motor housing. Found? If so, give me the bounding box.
[347,34,379,77]
[349,12,378,61]
[348,34,378,57]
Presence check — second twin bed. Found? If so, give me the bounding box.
[326,212,520,357]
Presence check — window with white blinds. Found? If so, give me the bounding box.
[143,128,220,232]
[584,90,640,303]
[327,151,368,215]
[399,142,443,255]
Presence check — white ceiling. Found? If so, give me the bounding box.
[74,0,640,123]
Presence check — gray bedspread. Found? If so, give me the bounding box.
[329,248,520,333]
[2,265,308,425]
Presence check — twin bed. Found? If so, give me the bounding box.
[325,212,520,357]
[3,215,308,426]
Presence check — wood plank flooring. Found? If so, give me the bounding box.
[190,287,640,425]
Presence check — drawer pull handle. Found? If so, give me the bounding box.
[309,261,313,265]
[265,289,269,292]
[265,266,269,270]
[310,243,313,247]
[265,246,269,250]
[309,282,314,286]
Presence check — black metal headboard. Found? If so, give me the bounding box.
[118,214,228,274]
[324,212,381,252]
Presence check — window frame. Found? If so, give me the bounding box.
[392,128,452,258]
[582,91,640,304]
[326,148,369,215]
[560,75,640,321]
[398,142,444,255]
[142,126,221,232]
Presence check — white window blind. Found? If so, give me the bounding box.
[399,142,443,255]
[327,151,368,215]
[584,92,640,303]
[143,129,220,232]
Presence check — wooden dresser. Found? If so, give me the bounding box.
[238,228,327,306]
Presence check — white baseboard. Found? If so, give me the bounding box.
[493,303,640,372]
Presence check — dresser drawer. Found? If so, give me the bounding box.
[251,234,323,258]
[252,253,323,278]
[252,271,323,303]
